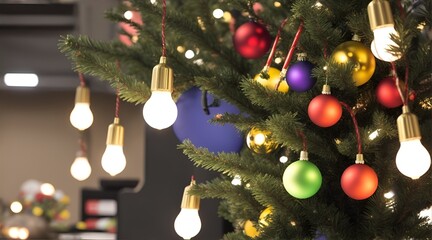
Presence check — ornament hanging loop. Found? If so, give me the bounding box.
[202,90,220,115]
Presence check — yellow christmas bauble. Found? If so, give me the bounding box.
[254,67,289,93]
[331,40,376,86]
[246,128,279,154]
[32,206,44,216]
[244,220,260,238]
[258,207,273,227]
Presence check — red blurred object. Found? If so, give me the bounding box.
[341,164,378,200]
[85,199,117,216]
[253,2,264,15]
[308,94,342,127]
[233,21,271,59]
[35,192,52,202]
[376,76,403,108]
[118,10,143,46]
[409,90,416,101]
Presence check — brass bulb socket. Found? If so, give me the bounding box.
[150,56,174,92]
[180,180,200,210]
[75,86,90,104]
[397,106,421,142]
[106,117,124,146]
[367,0,395,30]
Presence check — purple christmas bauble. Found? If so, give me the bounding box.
[286,61,316,92]
[173,87,243,153]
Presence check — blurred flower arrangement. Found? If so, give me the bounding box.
[1,180,71,239]
[16,179,70,224]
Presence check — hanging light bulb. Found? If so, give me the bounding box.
[70,85,94,131]
[367,0,401,62]
[143,56,178,130]
[174,177,201,240]
[70,150,92,181]
[101,117,126,176]
[395,106,431,179]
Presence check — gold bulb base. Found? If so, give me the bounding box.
[180,179,200,210]
[150,56,174,92]
[106,117,124,146]
[75,86,90,104]
[367,0,395,30]
[397,106,421,142]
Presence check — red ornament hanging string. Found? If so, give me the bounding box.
[390,62,408,106]
[276,21,304,90]
[78,135,87,156]
[296,130,308,152]
[161,0,167,57]
[339,102,362,154]
[339,102,378,200]
[78,72,86,87]
[264,18,289,69]
[115,60,122,119]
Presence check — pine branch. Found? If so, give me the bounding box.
[179,140,283,179]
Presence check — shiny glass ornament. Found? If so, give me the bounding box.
[246,128,278,154]
[331,40,376,86]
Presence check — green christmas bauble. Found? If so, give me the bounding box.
[282,160,322,199]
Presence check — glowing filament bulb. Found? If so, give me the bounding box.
[143,57,177,130]
[174,178,201,239]
[101,118,126,176]
[70,86,93,131]
[70,155,92,181]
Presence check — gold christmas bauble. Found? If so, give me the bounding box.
[244,220,259,238]
[246,128,279,154]
[258,207,273,227]
[331,40,376,86]
[254,67,289,93]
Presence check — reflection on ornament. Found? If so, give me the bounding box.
[331,40,376,86]
[233,21,272,59]
[376,76,403,108]
[246,128,278,154]
[254,67,289,92]
[244,220,259,238]
[258,207,273,227]
[282,151,322,199]
[341,163,378,200]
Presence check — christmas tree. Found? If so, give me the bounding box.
[59,0,432,239]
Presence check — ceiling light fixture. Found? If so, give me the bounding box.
[4,73,38,87]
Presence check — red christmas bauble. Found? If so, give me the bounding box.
[376,76,403,108]
[308,94,342,127]
[233,21,271,59]
[341,164,378,200]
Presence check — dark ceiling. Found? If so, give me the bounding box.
[0,0,119,92]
